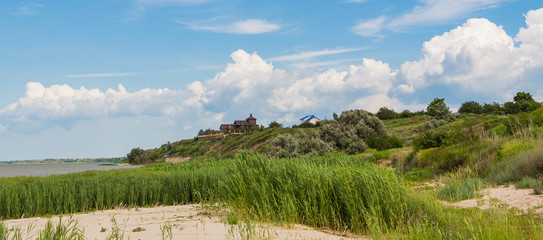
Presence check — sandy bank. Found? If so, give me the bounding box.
[445,185,543,213]
[1,205,366,240]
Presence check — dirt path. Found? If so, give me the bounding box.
[445,185,543,213]
[1,205,366,240]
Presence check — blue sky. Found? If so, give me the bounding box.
[1,0,543,160]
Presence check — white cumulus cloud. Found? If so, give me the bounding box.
[397,16,535,94]
[3,7,543,135]
[0,82,184,132]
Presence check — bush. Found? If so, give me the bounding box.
[268,121,283,128]
[366,134,403,150]
[413,130,450,150]
[265,131,334,158]
[418,119,448,132]
[376,107,398,120]
[491,144,543,184]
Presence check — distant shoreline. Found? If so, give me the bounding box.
[0,157,124,165]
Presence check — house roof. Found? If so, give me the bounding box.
[233,120,250,125]
[246,113,256,121]
[300,115,320,121]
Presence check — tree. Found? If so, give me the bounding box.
[458,101,483,114]
[268,121,282,128]
[426,98,450,119]
[513,92,535,103]
[126,147,144,164]
[483,102,502,114]
[376,107,398,120]
[197,129,205,136]
[503,101,520,114]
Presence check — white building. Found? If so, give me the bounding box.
[300,115,321,125]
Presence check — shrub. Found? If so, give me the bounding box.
[265,131,334,158]
[268,121,282,128]
[376,107,398,120]
[366,134,403,150]
[491,144,543,184]
[413,130,449,150]
[418,119,448,132]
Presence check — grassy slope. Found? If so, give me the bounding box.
[144,128,310,162]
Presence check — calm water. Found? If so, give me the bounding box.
[0,163,139,177]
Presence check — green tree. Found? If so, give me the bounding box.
[376,107,398,120]
[503,101,520,114]
[513,92,535,102]
[483,102,502,114]
[458,101,483,114]
[268,121,282,128]
[426,98,451,119]
[126,147,144,164]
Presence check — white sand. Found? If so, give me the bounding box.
[445,185,543,213]
[1,205,366,240]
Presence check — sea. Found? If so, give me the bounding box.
[0,163,139,178]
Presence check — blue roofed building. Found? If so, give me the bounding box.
[300,115,321,125]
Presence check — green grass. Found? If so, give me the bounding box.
[437,177,483,202]
[491,140,543,184]
[221,153,408,234]
[2,152,543,238]
[0,153,408,234]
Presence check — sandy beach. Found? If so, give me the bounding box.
[1,204,366,240]
[445,185,543,213]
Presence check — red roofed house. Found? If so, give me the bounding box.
[220,114,257,132]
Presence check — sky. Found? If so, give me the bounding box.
[1,0,543,161]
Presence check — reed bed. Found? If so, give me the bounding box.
[0,160,224,219]
[0,153,407,234]
[221,153,408,234]
[2,153,543,239]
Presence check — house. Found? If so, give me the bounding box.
[219,114,257,132]
[300,115,320,125]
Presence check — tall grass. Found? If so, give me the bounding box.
[2,152,543,238]
[37,216,84,240]
[491,140,543,183]
[221,153,408,234]
[395,192,543,239]
[0,160,225,219]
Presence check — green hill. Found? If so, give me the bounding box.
[131,127,305,163]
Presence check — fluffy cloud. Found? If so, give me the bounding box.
[516,8,543,69]
[3,7,543,135]
[397,8,543,95]
[398,18,518,93]
[0,83,186,132]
